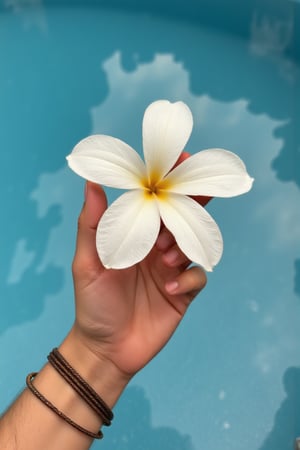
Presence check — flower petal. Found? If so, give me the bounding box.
[164,149,254,197]
[97,190,161,269]
[157,194,223,271]
[142,100,193,181]
[67,135,146,189]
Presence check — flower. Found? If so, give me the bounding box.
[67,100,253,271]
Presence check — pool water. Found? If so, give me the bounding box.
[0,2,299,450]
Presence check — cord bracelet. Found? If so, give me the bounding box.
[26,372,103,439]
[47,348,113,426]
[25,347,114,440]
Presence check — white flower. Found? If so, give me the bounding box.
[67,100,254,271]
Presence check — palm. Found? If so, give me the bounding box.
[74,241,186,376]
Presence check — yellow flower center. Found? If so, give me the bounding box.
[141,170,172,200]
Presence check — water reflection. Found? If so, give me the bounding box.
[259,367,300,450]
[0,8,107,333]
[0,203,63,335]
[95,386,194,450]
[0,264,63,334]
[0,4,299,449]
[1,0,298,329]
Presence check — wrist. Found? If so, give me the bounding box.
[23,328,129,444]
[59,327,131,409]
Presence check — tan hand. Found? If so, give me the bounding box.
[72,181,207,378]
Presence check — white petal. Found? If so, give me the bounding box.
[142,100,193,181]
[164,149,254,197]
[157,194,223,271]
[97,190,161,269]
[67,135,146,189]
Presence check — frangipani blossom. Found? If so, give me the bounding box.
[67,100,253,271]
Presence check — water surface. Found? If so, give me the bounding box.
[0,4,299,450]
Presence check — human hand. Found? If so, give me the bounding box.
[70,177,208,380]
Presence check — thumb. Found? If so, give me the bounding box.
[73,181,108,271]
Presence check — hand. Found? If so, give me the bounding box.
[71,180,207,379]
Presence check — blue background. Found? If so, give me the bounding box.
[0,0,299,449]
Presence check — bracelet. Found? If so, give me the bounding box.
[26,372,103,440]
[47,348,113,426]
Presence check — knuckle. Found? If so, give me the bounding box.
[72,255,100,284]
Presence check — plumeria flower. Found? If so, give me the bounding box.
[67,100,253,271]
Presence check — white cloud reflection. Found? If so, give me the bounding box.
[7,239,35,285]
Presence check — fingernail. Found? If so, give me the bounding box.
[166,281,179,294]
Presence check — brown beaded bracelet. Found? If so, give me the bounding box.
[26,372,103,440]
[47,348,113,426]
